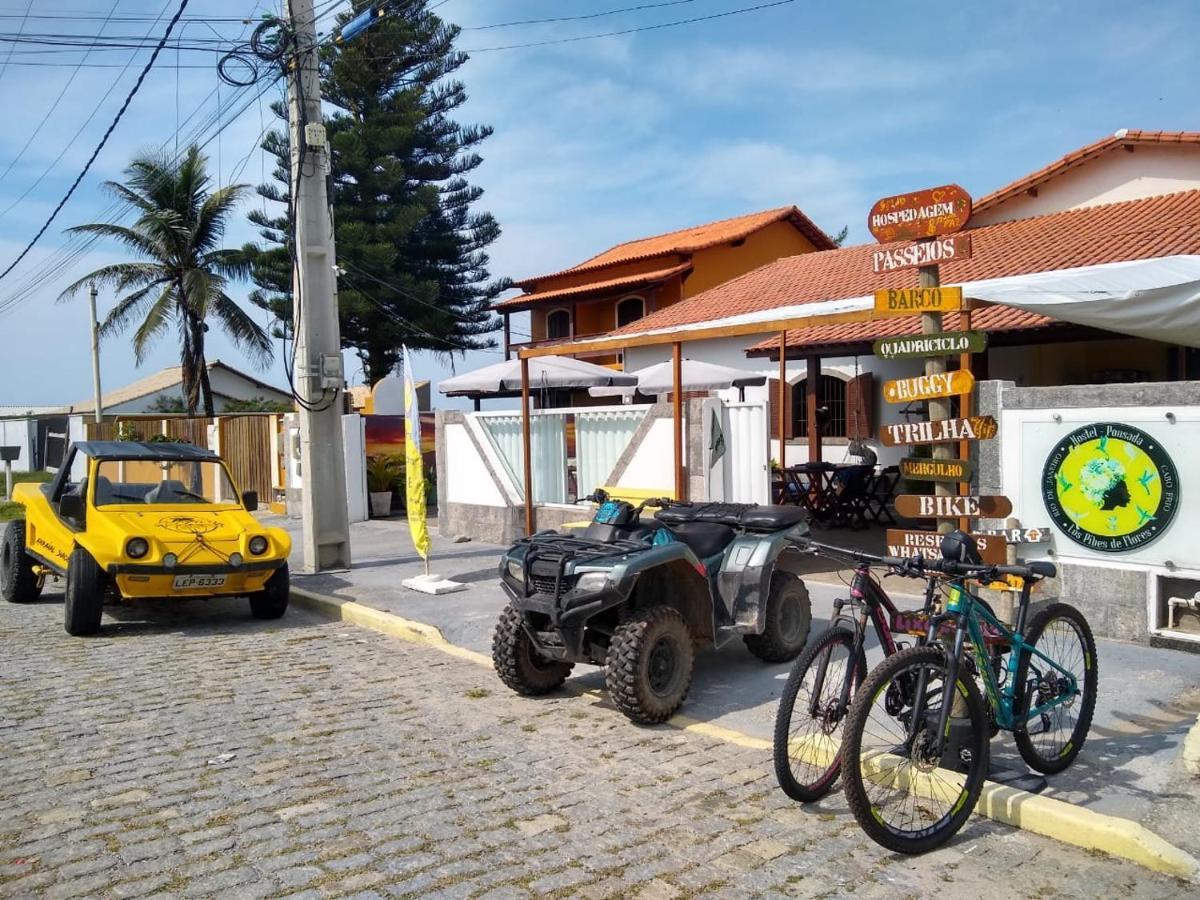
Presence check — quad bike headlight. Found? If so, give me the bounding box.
[573,572,609,595]
[506,560,525,582]
[248,535,269,556]
[125,538,149,559]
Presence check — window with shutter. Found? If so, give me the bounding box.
[767,378,793,439]
[846,372,874,439]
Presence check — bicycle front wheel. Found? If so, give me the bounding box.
[842,645,990,854]
[1014,602,1098,774]
[772,626,866,802]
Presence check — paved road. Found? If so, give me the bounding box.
[0,596,1190,899]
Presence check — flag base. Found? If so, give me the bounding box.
[401,574,467,595]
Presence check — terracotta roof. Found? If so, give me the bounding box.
[975,129,1200,214]
[745,306,1058,354]
[613,189,1200,342]
[513,206,835,288]
[497,262,693,310]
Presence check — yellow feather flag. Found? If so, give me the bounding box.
[403,347,431,563]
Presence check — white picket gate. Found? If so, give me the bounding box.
[721,400,770,504]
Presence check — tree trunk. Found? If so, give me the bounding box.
[196,322,214,418]
[365,347,395,387]
[181,319,201,416]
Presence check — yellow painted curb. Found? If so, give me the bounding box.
[291,585,1198,882]
[1184,715,1200,777]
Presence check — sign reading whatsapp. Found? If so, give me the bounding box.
[1041,423,1179,553]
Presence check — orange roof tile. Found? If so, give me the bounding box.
[514,206,835,289]
[613,189,1200,344]
[496,262,693,311]
[975,129,1200,214]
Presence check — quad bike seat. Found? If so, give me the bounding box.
[666,521,737,560]
[655,502,807,533]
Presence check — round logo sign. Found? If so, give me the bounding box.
[1042,423,1179,553]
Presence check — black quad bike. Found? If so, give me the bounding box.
[492,491,813,724]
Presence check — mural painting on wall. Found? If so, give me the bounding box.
[365,414,437,465]
[1042,422,1180,553]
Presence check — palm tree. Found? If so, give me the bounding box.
[60,145,272,416]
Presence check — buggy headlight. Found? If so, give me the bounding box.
[573,572,609,595]
[126,538,149,559]
[229,552,244,568]
[248,535,269,556]
[162,553,178,569]
[506,560,523,581]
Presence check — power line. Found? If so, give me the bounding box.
[0,0,33,85]
[463,1,697,30]
[341,260,515,336]
[465,0,797,52]
[0,0,193,283]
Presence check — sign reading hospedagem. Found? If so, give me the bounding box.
[873,286,963,316]
[868,184,972,243]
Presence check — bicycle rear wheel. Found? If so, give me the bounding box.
[1014,602,1098,774]
[772,626,866,802]
[842,645,989,854]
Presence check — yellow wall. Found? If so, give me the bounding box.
[684,220,817,297]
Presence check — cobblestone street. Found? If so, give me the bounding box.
[0,597,1191,899]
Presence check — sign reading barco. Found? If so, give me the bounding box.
[871,234,973,274]
[873,286,963,316]
[874,330,987,360]
[1042,422,1179,553]
[867,184,972,243]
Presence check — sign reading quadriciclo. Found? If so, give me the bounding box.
[1042,422,1179,553]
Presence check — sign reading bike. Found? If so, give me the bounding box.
[874,330,987,360]
[867,184,972,243]
[1042,422,1179,553]
[873,286,962,317]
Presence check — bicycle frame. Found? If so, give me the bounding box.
[917,576,1080,756]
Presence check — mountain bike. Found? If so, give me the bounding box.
[840,545,1098,854]
[773,541,942,802]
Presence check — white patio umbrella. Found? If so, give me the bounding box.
[589,358,767,399]
[438,354,637,397]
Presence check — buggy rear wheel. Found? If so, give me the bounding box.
[606,605,694,724]
[1,520,41,604]
[493,603,573,695]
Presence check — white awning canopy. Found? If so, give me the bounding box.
[561,255,1200,351]
[589,358,767,398]
[438,354,636,397]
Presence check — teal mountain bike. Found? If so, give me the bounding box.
[840,531,1098,854]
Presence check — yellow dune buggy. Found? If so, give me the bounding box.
[0,440,291,636]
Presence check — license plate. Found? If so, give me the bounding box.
[172,574,228,590]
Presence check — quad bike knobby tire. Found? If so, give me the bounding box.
[493,602,574,695]
[250,563,290,620]
[64,547,105,636]
[744,571,812,663]
[1,520,42,604]
[606,605,694,724]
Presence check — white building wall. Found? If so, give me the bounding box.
[971,144,1200,227]
[0,418,35,471]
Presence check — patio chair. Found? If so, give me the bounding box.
[830,464,874,529]
[863,465,900,525]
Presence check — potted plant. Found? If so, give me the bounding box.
[366,454,403,518]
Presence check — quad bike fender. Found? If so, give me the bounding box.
[717,525,809,635]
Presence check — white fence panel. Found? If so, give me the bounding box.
[477,412,568,503]
[575,408,647,498]
[724,401,769,504]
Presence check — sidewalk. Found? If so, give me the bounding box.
[277,514,1200,862]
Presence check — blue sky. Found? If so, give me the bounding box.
[0,0,1196,409]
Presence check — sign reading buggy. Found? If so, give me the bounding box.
[1041,423,1179,553]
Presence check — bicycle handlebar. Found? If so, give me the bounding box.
[796,539,1054,583]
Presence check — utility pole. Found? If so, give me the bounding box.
[88,284,103,425]
[285,0,351,572]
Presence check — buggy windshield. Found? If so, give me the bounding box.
[92,459,237,506]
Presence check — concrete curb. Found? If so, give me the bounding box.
[1185,716,1200,777]
[290,586,1198,882]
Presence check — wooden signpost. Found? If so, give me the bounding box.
[874,330,987,360]
[873,286,962,316]
[895,494,1013,520]
[899,456,974,482]
[883,370,974,404]
[872,234,972,274]
[867,185,972,243]
[887,529,1007,566]
[878,415,997,447]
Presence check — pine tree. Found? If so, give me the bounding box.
[246,1,506,383]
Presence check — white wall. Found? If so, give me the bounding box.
[0,418,35,471]
[445,423,506,506]
[972,144,1200,227]
[613,418,679,492]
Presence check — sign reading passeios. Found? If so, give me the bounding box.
[868,185,972,243]
[871,234,972,274]
[1042,422,1179,553]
